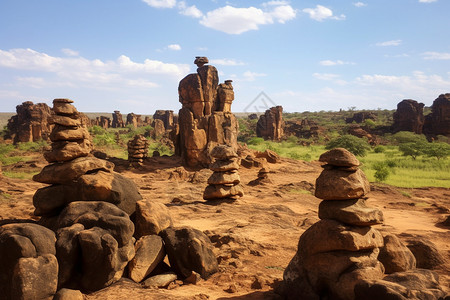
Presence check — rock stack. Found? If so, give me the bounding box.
[283,148,385,300]
[203,145,244,200]
[127,134,149,164]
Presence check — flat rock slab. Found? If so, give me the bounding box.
[128,235,166,283]
[319,148,360,167]
[318,199,384,226]
[142,273,177,289]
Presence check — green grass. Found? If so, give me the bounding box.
[3,170,39,180]
[246,139,325,162]
[289,189,312,195]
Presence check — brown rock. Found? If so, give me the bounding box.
[128,235,165,283]
[255,149,280,163]
[53,98,74,104]
[33,156,114,184]
[318,198,384,226]
[207,171,240,185]
[203,184,244,200]
[44,139,93,163]
[50,115,81,127]
[210,157,240,172]
[112,111,125,128]
[405,237,445,269]
[393,99,425,134]
[210,144,238,160]
[378,234,416,274]
[142,273,177,288]
[50,125,90,142]
[315,168,370,200]
[153,110,174,130]
[53,288,84,300]
[53,102,78,115]
[346,111,376,124]
[134,200,173,238]
[424,93,450,136]
[197,65,219,115]
[256,106,284,141]
[318,148,360,167]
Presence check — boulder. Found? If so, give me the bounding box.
[378,234,416,274]
[53,288,84,300]
[210,157,240,172]
[207,171,240,185]
[50,125,90,142]
[134,200,173,239]
[256,106,284,141]
[128,235,165,283]
[405,237,445,269]
[393,99,425,134]
[315,168,370,200]
[32,156,114,184]
[160,227,218,279]
[318,148,360,167]
[111,111,125,128]
[210,144,238,160]
[55,201,135,291]
[44,139,93,163]
[318,198,384,226]
[153,110,174,130]
[142,273,178,289]
[203,184,244,200]
[255,149,280,163]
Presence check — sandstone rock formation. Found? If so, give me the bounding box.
[284,119,325,141]
[6,101,54,144]
[112,110,125,128]
[393,99,425,134]
[176,57,239,167]
[283,148,385,300]
[92,116,111,129]
[203,145,244,200]
[127,134,149,164]
[153,110,175,131]
[346,111,376,124]
[126,113,143,128]
[256,106,284,141]
[424,93,450,136]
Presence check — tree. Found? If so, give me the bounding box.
[423,142,450,160]
[373,162,390,182]
[391,131,427,144]
[325,135,370,157]
[398,142,427,160]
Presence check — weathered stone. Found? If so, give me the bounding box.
[210,157,240,172]
[11,254,58,300]
[424,93,450,136]
[53,102,78,115]
[378,234,416,274]
[255,149,280,163]
[53,288,84,300]
[151,119,166,138]
[142,273,177,288]
[134,200,173,239]
[298,219,383,257]
[128,235,165,283]
[53,98,74,104]
[128,134,149,163]
[318,147,360,167]
[346,111,376,124]
[203,184,244,200]
[55,201,135,291]
[256,106,284,141]
[50,125,90,142]
[33,156,114,184]
[207,171,240,185]
[210,144,238,160]
[405,237,445,269]
[393,99,425,134]
[315,168,370,200]
[44,139,93,163]
[111,111,125,128]
[160,227,218,279]
[318,199,384,226]
[153,110,174,130]
[216,80,234,112]
[197,65,219,115]
[50,115,81,127]
[126,113,142,128]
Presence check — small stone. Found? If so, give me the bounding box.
[184,271,202,285]
[142,273,177,289]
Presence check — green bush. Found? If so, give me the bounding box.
[17,140,48,152]
[390,131,427,144]
[373,145,386,153]
[246,137,265,145]
[373,161,390,182]
[398,142,427,160]
[423,142,450,160]
[325,135,370,157]
[89,125,106,136]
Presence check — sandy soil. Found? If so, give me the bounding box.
[1,154,449,299]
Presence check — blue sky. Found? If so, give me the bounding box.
[0,0,449,114]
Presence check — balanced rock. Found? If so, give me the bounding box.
[318,199,384,226]
[315,168,370,200]
[160,227,218,280]
[127,134,149,163]
[319,147,360,167]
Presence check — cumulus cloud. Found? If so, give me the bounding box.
[62,48,79,57]
[242,71,267,81]
[302,5,345,21]
[376,40,402,46]
[210,58,246,66]
[142,0,176,8]
[319,60,355,66]
[199,3,297,34]
[178,1,203,18]
[167,44,181,51]
[353,2,367,7]
[422,51,450,60]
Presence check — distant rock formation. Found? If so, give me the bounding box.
[6,101,54,144]
[346,111,376,124]
[176,57,239,167]
[112,110,125,128]
[284,119,324,141]
[424,93,450,136]
[153,110,174,131]
[393,99,424,133]
[126,113,143,128]
[128,134,149,164]
[256,106,284,141]
[92,116,111,129]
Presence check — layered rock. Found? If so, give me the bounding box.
[126,113,143,128]
[393,99,425,134]
[153,110,175,130]
[256,106,284,141]
[283,148,385,300]
[112,110,125,128]
[424,93,450,136]
[92,116,111,129]
[176,57,239,167]
[203,145,244,200]
[127,134,149,163]
[6,101,54,144]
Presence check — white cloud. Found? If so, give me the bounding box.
[313,73,347,85]
[242,71,267,81]
[199,4,296,34]
[422,51,450,60]
[319,60,355,66]
[62,48,79,57]
[167,44,181,51]
[302,5,345,21]
[419,0,437,2]
[210,58,245,66]
[376,40,402,46]
[142,0,176,8]
[353,2,367,7]
[178,1,203,18]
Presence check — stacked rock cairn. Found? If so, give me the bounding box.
[283,148,385,300]
[203,145,244,200]
[128,134,149,164]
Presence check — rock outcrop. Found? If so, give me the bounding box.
[283,148,385,300]
[256,106,284,141]
[393,99,425,134]
[6,101,54,144]
[176,57,239,167]
[346,111,376,124]
[126,113,143,128]
[424,93,450,136]
[92,116,111,129]
[112,111,125,128]
[203,145,244,200]
[153,110,175,131]
[127,134,149,164]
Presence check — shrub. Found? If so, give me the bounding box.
[398,142,427,160]
[373,145,386,153]
[423,142,450,160]
[246,137,265,145]
[390,131,427,144]
[325,135,370,157]
[17,140,48,152]
[373,161,390,182]
[89,125,106,136]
